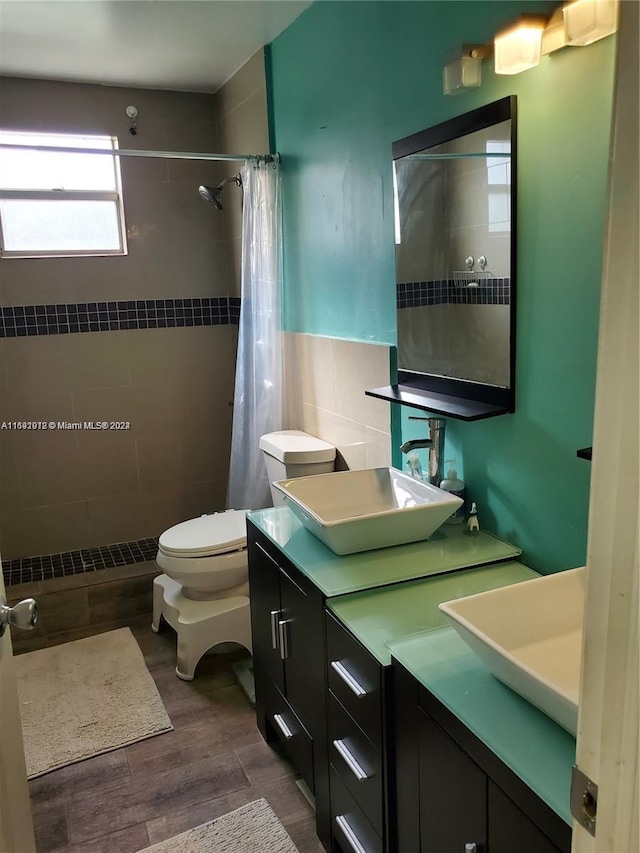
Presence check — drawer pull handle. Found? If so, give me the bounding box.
[465,845,478,852]
[335,814,368,853]
[270,610,280,650]
[273,713,294,739]
[333,739,371,781]
[331,660,367,697]
[278,619,289,660]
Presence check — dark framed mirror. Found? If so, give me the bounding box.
[368,96,517,420]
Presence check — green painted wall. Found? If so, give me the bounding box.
[269,1,615,572]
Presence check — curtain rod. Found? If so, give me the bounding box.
[0,143,275,162]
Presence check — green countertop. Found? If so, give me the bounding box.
[249,506,573,826]
[247,507,522,597]
[327,561,539,666]
[390,628,576,826]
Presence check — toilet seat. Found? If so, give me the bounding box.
[158,509,249,559]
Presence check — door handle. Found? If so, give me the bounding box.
[330,660,367,697]
[0,595,37,637]
[278,619,289,660]
[269,610,280,650]
[332,739,371,781]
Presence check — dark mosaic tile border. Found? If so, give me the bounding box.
[0,297,241,337]
[397,278,510,308]
[3,537,159,587]
[229,296,241,325]
[397,280,450,307]
[449,277,510,305]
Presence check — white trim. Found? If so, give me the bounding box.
[1,248,127,260]
[0,568,36,853]
[573,4,639,851]
[0,190,119,201]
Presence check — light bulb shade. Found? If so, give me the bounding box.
[494,17,546,75]
[443,55,482,95]
[563,0,618,46]
[541,8,569,54]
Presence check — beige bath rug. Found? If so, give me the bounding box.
[141,799,299,853]
[15,627,172,778]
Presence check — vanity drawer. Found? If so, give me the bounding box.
[331,766,382,853]
[328,691,383,836]
[266,682,314,793]
[326,611,382,746]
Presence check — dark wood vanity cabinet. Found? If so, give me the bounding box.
[247,521,331,848]
[325,611,392,853]
[248,519,395,853]
[248,519,571,853]
[394,662,572,853]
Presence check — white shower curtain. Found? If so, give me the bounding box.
[227,158,283,511]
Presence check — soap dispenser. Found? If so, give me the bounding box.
[440,460,465,523]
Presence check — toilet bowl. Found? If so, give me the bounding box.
[153,430,336,680]
[156,509,250,601]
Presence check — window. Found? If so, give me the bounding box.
[0,131,127,257]
[486,140,511,233]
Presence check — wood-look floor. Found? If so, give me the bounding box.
[26,616,324,853]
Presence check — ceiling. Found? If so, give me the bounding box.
[0,0,311,93]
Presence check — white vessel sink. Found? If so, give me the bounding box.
[439,566,584,735]
[272,467,463,555]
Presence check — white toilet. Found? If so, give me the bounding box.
[152,430,336,680]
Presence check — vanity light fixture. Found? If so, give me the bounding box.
[563,0,619,46]
[442,45,490,95]
[507,0,618,66]
[541,8,570,54]
[494,15,548,75]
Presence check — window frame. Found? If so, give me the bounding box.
[0,132,128,259]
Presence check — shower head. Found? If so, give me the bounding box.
[198,184,223,209]
[198,174,242,211]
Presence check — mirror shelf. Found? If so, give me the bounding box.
[365,383,511,422]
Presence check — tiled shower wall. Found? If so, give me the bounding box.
[0,56,269,561]
[283,332,392,471]
[215,49,270,300]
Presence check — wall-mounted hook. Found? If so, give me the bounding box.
[478,255,487,270]
[126,105,138,136]
[465,256,474,270]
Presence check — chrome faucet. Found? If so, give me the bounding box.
[400,418,446,486]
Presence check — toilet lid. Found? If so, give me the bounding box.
[158,509,249,558]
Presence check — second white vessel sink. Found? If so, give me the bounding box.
[439,566,585,735]
[272,467,462,555]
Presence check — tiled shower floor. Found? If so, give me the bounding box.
[25,617,323,853]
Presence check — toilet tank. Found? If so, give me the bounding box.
[259,430,336,506]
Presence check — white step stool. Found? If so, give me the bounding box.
[152,574,252,681]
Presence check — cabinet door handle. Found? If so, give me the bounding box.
[332,739,371,781]
[335,815,368,853]
[330,660,367,697]
[255,541,279,567]
[464,845,478,852]
[273,713,293,739]
[278,619,289,660]
[269,610,280,650]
